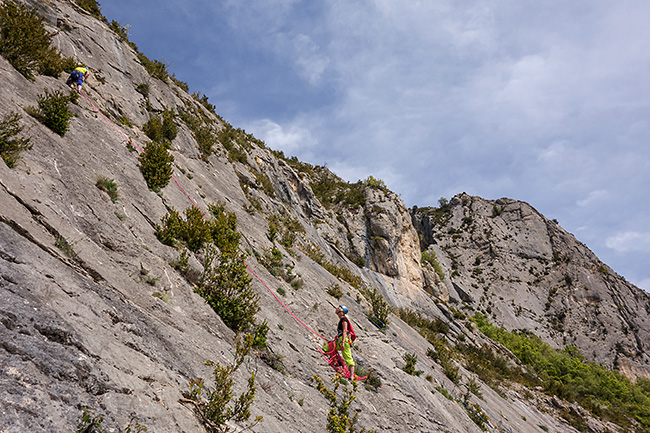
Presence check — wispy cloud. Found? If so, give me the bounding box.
[606,232,650,254]
[102,0,650,291]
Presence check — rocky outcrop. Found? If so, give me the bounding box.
[411,193,650,378]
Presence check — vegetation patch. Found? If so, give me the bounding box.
[313,374,377,433]
[302,242,365,290]
[421,249,445,280]
[0,112,32,167]
[360,285,393,329]
[310,168,367,209]
[185,333,263,433]
[73,0,104,20]
[137,52,168,81]
[138,140,174,191]
[472,313,650,432]
[143,109,177,143]
[76,407,147,432]
[326,283,344,299]
[0,3,74,80]
[397,308,449,341]
[414,198,453,228]
[95,177,119,203]
[28,90,75,137]
[402,353,423,376]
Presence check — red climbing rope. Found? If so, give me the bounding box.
[244,262,327,340]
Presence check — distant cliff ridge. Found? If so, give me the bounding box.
[1,1,649,432]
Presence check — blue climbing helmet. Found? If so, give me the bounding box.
[339,305,348,315]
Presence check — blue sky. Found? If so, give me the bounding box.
[101,0,650,292]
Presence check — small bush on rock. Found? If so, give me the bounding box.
[313,374,377,433]
[73,0,104,20]
[137,52,168,81]
[0,111,32,167]
[30,90,74,136]
[197,245,257,332]
[186,333,263,433]
[138,140,173,191]
[402,353,423,376]
[182,205,211,252]
[360,285,393,329]
[95,177,119,203]
[155,208,183,246]
[142,109,177,143]
[326,283,343,299]
[0,3,73,80]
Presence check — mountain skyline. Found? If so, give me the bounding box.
[99,0,650,293]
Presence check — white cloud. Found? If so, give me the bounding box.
[605,231,650,254]
[102,0,650,293]
[246,119,315,155]
[577,189,609,207]
[291,34,330,85]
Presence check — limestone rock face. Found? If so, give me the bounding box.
[411,193,650,378]
[0,2,648,433]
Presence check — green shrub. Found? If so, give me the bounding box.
[397,308,449,340]
[142,115,164,142]
[76,408,147,433]
[155,208,183,246]
[313,374,377,433]
[76,408,106,433]
[363,175,387,192]
[472,313,650,431]
[250,320,269,350]
[302,243,365,290]
[73,0,104,20]
[402,353,423,376]
[466,377,483,399]
[170,74,189,92]
[138,141,174,191]
[326,283,344,299]
[364,370,382,392]
[109,20,129,41]
[359,286,393,329]
[95,177,119,203]
[55,235,78,259]
[192,92,216,114]
[182,205,211,252]
[38,49,75,78]
[260,348,286,374]
[137,52,168,81]
[135,83,149,97]
[441,356,460,384]
[197,245,257,332]
[143,109,177,143]
[207,202,241,254]
[187,333,263,433]
[161,109,177,141]
[0,111,32,167]
[156,202,257,332]
[32,90,74,136]
[464,397,488,431]
[194,125,215,158]
[260,247,283,276]
[421,249,445,280]
[155,206,215,252]
[458,343,527,389]
[0,3,70,80]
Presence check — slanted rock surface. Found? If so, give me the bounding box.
[0,2,648,432]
